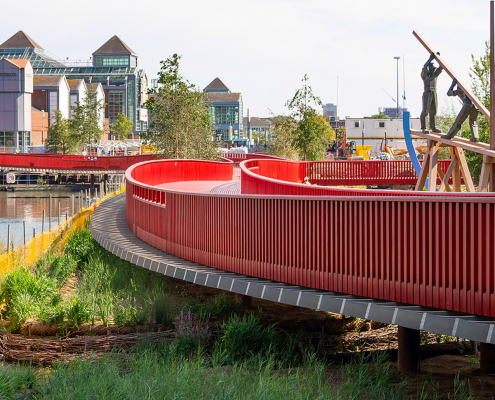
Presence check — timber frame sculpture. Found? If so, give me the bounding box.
[410,30,495,193]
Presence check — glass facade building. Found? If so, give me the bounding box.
[204,78,243,143]
[0,32,148,137]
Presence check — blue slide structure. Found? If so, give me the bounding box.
[403,111,428,189]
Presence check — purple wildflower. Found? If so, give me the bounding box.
[188,310,192,321]
[180,310,183,321]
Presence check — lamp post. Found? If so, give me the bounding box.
[394,56,401,118]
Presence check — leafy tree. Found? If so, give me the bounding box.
[286,75,334,160]
[371,113,387,119]
[267,115,298,159]
[71,87,106,146]
[464,41,491,182]
[143,54,218,160]
[112,113,133,140]
[46,110,77,154]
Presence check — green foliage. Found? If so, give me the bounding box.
[66,296,90,328]
[70,86,106,145]
[465,41,491,182]
[0,267,60,328]
[36,176,47,185]
[267,114,299,159]
[216,314,280,364]
[286,75,335,160]
[64,229,95,265]
[143,54,218,160]
[371,113,387,119]
[45,254,78,284]
[111,113,133,140]
[339,352,408,400]
[46,110,78,154]
[0,364,38,399]
[187,292,241,321]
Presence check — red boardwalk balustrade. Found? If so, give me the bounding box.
[126,158,495,319]
[0,153,156,172]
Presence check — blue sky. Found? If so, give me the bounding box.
[0,0,491,119]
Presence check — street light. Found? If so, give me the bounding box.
[394,56,401,118]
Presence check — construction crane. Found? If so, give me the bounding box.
[382,88,396,103]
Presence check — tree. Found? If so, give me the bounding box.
[464,41,491,182]
[267,115,299,159]
[371,113,387,119]
[71,87,105,146]
[112,114,133,140]
[286,75,334,160]
[143,54,218,160]
[45,110,77,154]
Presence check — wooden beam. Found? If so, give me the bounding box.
[439,157,457,192]
[411,130,495,158]
[478,155,493,192]
[415,147,430,191]
[451,147,461,192]
[413,31,490,120]
[455,148,475,192]
[428,142,440,192]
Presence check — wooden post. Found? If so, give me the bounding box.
[428,142,440,191]
[49,194,52,230]
[451,147,461,192]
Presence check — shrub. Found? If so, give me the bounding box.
[66,297,90,329]
[64,229,96,266]
[217,314,279,364]
[46,254,78,284]
[0,268,59,328]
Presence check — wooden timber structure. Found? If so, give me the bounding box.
[412,30,494,192]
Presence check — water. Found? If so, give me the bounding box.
[0,190,82,248]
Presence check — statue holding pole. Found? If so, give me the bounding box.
[441,78,479,142]
[420,52,443,132]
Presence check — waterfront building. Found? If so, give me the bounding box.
[0,58,33,153]
[0,31,148,143]
[204,78,243,144]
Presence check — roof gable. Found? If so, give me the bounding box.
[33,75,63,87]
[204,77,230,93]
[0,31,43,50]
[93,35,136,55]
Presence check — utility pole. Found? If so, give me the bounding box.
[394,56,401,118]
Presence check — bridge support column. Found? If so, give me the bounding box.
[397,326,420,373]
[104,174,108,195]
[90,174,95,195]
[480,343,495,374]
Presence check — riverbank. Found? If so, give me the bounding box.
[0,184,92,192]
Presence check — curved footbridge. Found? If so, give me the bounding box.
[91,157,495,373]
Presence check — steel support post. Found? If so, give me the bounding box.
[90,174,95,195]
[397,326,420,373]
[480,343,495,374]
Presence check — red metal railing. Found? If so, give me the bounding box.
[221,153,284,167]
[127,159,495,318]
[0,153,156,171]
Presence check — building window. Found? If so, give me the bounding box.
[212,106,238,125]
[0,132,15,149]
[127,79,135,130]
[108,91,124,125]
[94,56,129,67]
[49,91,57,125]
[354,122,359,128]
[379,122,385,128]
[70,94,78,118]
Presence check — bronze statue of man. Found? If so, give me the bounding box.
[440,78,479,142]
[420,52,443,132]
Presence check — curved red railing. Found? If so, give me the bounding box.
[127,158,495,318]
[0,153,156,171]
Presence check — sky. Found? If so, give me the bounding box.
[0,0,491,119]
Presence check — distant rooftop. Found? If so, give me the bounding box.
[4,59,30,69]
[67,79,85,90]
[0,30,43,50]
[205,92,240,103]
[93,35,136,55]
[204,77,230,93]
[33,75,63,87]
